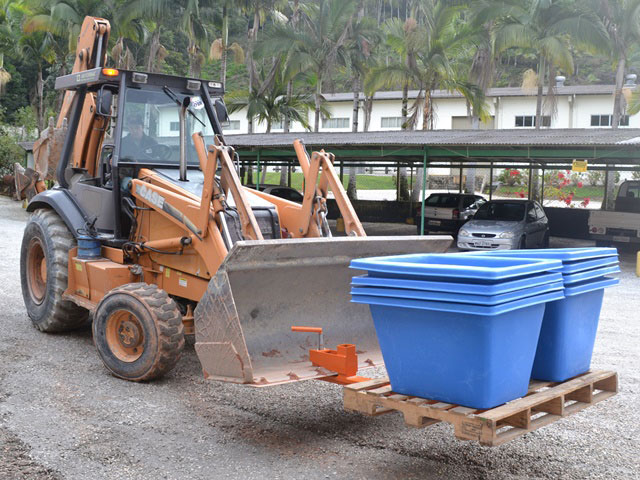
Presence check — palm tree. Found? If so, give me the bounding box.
[209,0,244,86]
[487,0,608,129]
[262,0,358,132]
[586,0,640,128]
[16,31,55,132]
[119,0,170,72]
[364,16,422,201]
[240,0,283,133]
[226,73,313,133]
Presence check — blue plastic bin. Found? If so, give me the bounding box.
[351,254,562,281]
[531,277,619,382]
[351,271,564,295]
[350,280,564,306]
[351,291,563,408]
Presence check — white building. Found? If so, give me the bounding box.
[224,77,639,134]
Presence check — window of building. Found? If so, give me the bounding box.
[590,114,629,127]
[169,121,179,132]
[322,117,350,129]
[381,116,403,128]
[515,115,551,127]
[225,120,241,130]
[271,120,283,130]
[451,116,495,129]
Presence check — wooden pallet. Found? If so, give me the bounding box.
[343,370,618,446]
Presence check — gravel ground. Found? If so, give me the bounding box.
[0,195,638,479]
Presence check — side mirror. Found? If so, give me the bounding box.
[527,214,536,223]
[213,98,230,125]
[97,87,114,117]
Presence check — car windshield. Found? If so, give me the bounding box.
[474,202,525,221]
[425,194,459,207]
[119,87,216,165]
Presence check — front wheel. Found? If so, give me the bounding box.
[93,283,185,382]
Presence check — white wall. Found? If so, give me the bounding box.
[222,90,640,134]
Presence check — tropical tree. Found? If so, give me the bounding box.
[17,30,55,132]
[226,69,314,133]
[586,0,640,128]
[262,0,358,132]
[209,0,244,86]
[486,0,608,129]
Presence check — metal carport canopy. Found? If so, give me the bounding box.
[226,128,640,165]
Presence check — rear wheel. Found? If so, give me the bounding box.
[20,208,89,332]
[93,283,185,382]
[542,232,550,248]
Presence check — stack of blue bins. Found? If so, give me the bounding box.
[470,248,619,382]
[349,254,565,409]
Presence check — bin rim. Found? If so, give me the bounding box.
[562,265,621,285]
[466,247,618,262]
[351,289,564,316]
[350,254,562,280]
[350,280,564,306]
[559,257,619,274]
[351,271,564,295]
[563,276,619,297]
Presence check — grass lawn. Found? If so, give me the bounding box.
[244,172,397,190]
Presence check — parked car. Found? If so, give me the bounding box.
[245,184,304,203]
[457,199,549,250]
[414,193,486,235]
[589,180,640,246]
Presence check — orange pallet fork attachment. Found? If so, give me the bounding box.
[291,326,370,385]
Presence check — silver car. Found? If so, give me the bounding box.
[457,200,550,250]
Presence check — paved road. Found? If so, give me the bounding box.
[0,196,638,479]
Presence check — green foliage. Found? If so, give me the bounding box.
[13,106,38,140]
[0,127,24,175]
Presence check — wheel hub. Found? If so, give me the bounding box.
[27,238,47,304]
[105,310,145,362]
[117,319,142,348]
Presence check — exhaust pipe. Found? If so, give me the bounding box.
[179,97,190,181]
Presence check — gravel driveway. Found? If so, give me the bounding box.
[0,196,638,479]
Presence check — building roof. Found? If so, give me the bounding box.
[226,128,640,148]
[322,85,618,102]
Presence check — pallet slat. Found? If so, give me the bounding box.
[343,370,618,446]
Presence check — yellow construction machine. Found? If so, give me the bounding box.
[20,16,451,385]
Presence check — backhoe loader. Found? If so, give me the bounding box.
[19,16,451,385]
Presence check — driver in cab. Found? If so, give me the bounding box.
[121,114,158,160]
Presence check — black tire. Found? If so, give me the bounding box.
[517,236,526,249]
[20,208,89,332]
[542,232,550,248]
[93,283,185,382]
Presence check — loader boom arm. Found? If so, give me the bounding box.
[23,16,111,200]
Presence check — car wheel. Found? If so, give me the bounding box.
[542,232,550,248]
[517,236,526,249]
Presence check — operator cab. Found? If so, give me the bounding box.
[54,68,234,241]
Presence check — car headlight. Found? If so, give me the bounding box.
[458,228,470,237]
[497,231,515,239]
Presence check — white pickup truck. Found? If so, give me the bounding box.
[589,180,640,245]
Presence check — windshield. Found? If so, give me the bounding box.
[119,87,216,165]
[425,194,459,208]
[474,202,525,221]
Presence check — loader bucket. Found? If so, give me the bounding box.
[193,235,452,385]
